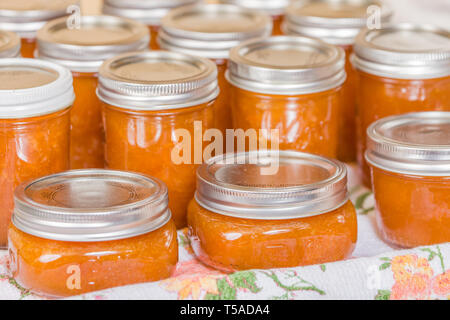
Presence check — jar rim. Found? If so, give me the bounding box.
[219,0,290,16]
[0,30,20,57]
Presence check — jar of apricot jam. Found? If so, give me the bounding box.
[227,36,346,158]
[188,150,357,271]
[98,51,218,229]
[366,112,450,248]
[158,3,272,136]
[8,169,178,298]
[37,15,149,170]
[102,0,200,50]
[0,0,77,58]
[220,0,289,35]
[284,0,392,162]
[0,58,74,248]
[352,24,450,186]
[0,30,20,57]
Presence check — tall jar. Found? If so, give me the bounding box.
[227,36,346,158]
[0,58,74,247]
[37,15,149,169]
[366,112,450,248]
[284,0,392,162]
[352,24,450,186]
[0,0,77,58]
[158,3,272,137]
[102,0,200,50]
[0,30,20,57]
[98,51,218,229]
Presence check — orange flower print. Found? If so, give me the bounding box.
[432,270,450,298]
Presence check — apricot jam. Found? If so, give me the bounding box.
[8,170,178,298]
[98,51,218,229]
[284,0,392,162]
[37,15,149,169]
[0,30,20,57]
[158,3,272,135]
[0,58,74,247]
[366,112,450,248]
[352,24,450,186]
[188,151,357,271]
[227,36,346,158]
[0,0,76,58]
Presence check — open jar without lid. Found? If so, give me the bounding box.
[8,169,178,297]
[366,112,450,248]
[188,150,357,271]
[0,30,20,57]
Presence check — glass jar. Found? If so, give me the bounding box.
[227,36,346,158]
[0,30,20,57]
[284,0,392,162]
[366,112,450,248]
[8,169,178,298]
[0,58,74,247]
[158,3,272,136]
[352,24,450,186]
[188,150,357,271]
[0,0,76,58]
[98,51,218,229]
[102,0,200,50]
[37,15,149,170]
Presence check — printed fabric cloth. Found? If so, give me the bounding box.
[0,165,449,300]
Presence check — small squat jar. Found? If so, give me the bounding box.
[0,58,74,248]
[0,30,20,57]
[8,169,178,298]
[366,112,450,248]
[98,51,218,229]
[158,4,272,135]
[352,24,450,186]
[102,0,200,50]
[227,36,346,158]
[284,0,392,162]
[37,15,149,169]
[0,0,76,58]
[188,150,357,271]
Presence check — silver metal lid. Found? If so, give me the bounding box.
[284,0,392,45]
[0,58,74,118]
[352,23,450,79]
[195,150,349,220]
[158,4,272,60]
[12,169,171,242]
[97,50,219,110]
[219,0,290,16]
[0,30,20,57]
[366,112,450,176]
[37,15,150,73]
[0,0,78,38]
[227,35,346,95]
[103,0,200,26]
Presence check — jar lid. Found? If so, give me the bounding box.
[352,23,450,79]
[0,0,78,38]
[103,0,200,26]
[0,58,74,118]
[284,0,392,45]
[97,50,219,110]
[37,15,150,73]
[219,0,290,16]
[227,36,346,95]
[0,30,20,57]
[13,169,171,242]
[366,112,450,176]
[158,4,272,60]
[195,150,348,220]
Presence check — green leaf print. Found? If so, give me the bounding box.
[421,246,445,273]
[355,191,374,215]
[320,264,326,272]
[375,290,391,300]
[379,262,391,270]
[205,271,261,300]
[262,270,325,299]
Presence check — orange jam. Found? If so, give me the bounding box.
[158,4,272,135]
[8,170,178,298]
[227,36,346,158]
[20,38,35,58]
[188,151,357,271]
[352,24,450,186]
[366,112,450,248]
[98,51,218,229]
[0,59,74,248]
[37,15,149,169]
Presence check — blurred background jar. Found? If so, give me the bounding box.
[37,15,149,169]
[0,30,20,57]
